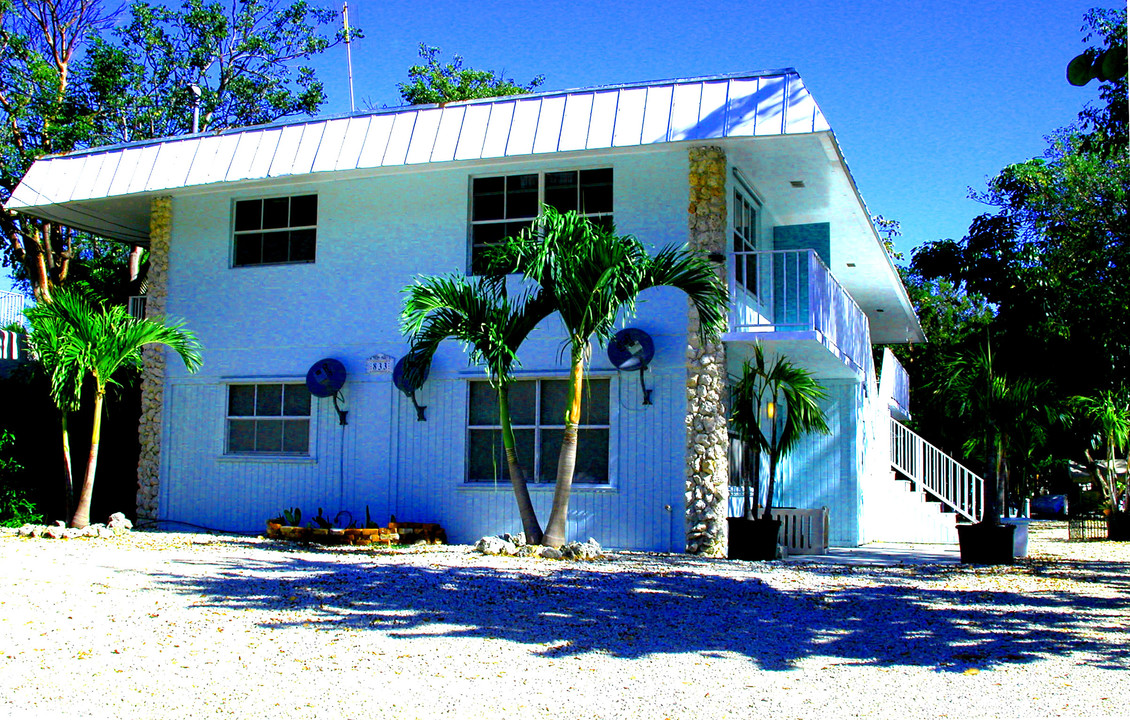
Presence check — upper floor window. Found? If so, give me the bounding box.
[233,194,317,267]
[467,378,610,484]
[469,169,613,274]
[732,185,759,298]
[226,383,311,455]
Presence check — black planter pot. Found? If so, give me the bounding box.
[728,517,782,561]
[957,522,1016,565]
[1108,511,1130,541]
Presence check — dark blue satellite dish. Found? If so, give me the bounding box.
[306,358,347,397]
[306,358,349,425]
[608,328,655,406]
[393,353,430,421]
[608,328,655,371]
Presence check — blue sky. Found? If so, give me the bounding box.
[312,0,1109,259]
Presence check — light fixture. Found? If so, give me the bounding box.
[766,401,776,419]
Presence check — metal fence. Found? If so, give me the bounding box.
[1068,515,1108,541]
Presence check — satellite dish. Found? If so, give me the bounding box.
[608,328,655,371]
[306,358,347,397]
[393,353,430,421]
[305,358,349,425]
[607,328,654,405]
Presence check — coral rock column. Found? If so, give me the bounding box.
[135,196,171,523]
[684,147,730,556]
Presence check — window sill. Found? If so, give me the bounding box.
[217,454,318,465]
[458,483,617,494]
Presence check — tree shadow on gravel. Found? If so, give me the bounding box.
[147,547,1130,673]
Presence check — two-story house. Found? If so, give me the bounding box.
[8,70,985,552]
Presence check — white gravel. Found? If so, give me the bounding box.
[1,523,1127,719]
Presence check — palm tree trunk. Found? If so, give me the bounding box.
[60,410,74,521]
[70,389,103,528]
[499,385,542,544]
[542,355,584,548]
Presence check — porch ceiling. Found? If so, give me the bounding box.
[723,132,924,345]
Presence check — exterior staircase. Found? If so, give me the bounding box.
[869,350,986,544]
[871,418,985,544]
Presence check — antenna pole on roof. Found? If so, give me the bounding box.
[343,1,355,112]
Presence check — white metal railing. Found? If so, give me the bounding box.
[0,290,30,328]
[879,348,911,420]
[890,418,983,522]
[729,249,872,376]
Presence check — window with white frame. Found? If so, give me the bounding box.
[466,378,610,484]
[732,185,759,297]
[469,169,613,274]
[226,383,311,454]
[233,194,318,267]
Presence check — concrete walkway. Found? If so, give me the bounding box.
[785,542,961,566]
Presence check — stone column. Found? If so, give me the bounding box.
[136,196,172,523]
[685,146,730,556]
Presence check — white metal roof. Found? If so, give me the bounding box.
[7,70,826,221]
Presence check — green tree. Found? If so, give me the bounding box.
[24,287,202,527]
[82,0,357,142]
[398,44,543,106]
[940,343,1053,522]
[731,344,830,522]
[2,0,357,300]
[489,208,728,548]
[913,9,1127,402]
[23,293,83,519]
[400,275,554,543]
[1071,388,1130,514]
[0,0,111,300]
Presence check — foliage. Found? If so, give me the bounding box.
[938,342,1058,521]
[398,44,543,106]
[401,273,554,543]
[1071,389,1130,513]
[1067,7,1127,156]
[1,0,355,301]
[0,0,112,300]
[0,428,41,527]
[82,0,356,142]
[23,286,202,526]
[487,207,728,547]
[902,11,1128,501]
[730,345,830,521]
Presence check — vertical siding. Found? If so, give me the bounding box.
[387,371,687,551]
[770,379,862,546]
[158,150,695,550]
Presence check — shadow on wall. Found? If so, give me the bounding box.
[147,549,1127,673]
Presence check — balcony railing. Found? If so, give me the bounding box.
[728,249,872,376]
[879,348,911,420]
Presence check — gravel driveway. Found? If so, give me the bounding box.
[1,524,1127,719]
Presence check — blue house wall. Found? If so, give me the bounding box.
[159,149,713,550]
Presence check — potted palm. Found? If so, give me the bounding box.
[728,345,829,560]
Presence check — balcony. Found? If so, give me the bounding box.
[725,249,872,379]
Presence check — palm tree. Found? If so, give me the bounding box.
[731,345,830,522]
[490,207,729,547]
[24,288,202,528]
[401,275,554,543]
[23,303,84,521]
[941,342,1049,523]
[1071,388,1130,514]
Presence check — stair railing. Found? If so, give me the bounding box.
[890,418,983,523]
